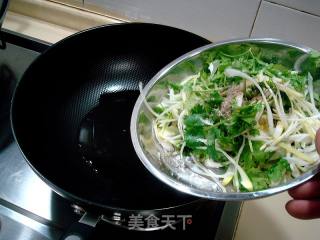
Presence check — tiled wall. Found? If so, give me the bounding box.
[57,0,320,49]
[267,0,320,16]
[83,0,261,42]
[251,1,320,50]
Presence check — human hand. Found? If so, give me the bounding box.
[285,129,320,219]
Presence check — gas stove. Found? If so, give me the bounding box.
[0,29,241,240]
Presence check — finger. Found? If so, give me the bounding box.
[286,200,320,219]
[288,177,320,199]
[316,128,320,154]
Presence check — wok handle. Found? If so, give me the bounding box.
[0,0,9,49]
[60,212,101,240]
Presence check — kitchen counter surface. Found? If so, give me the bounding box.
[235,192,320,240]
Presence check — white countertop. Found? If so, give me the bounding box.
[235,192,320,240]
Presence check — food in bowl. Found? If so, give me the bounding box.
[131,39,320,198]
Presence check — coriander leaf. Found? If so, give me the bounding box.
[206,128,228,162]
[199,50,217,65]
[158,80,182,93]
[207,145,228,163]
[219,43,251,56]
[206,91,223,108]
[227,103,262,137]
[251,141,271,164]
[138,113,149,124]
[314,80,320,108]
[267,158,291,183]
[240,144,254,169]
[184,114,206,150]
[190,104,206,115]
[207,145,218,161]
[217,135,236,152]
[286,72,307,92]
[153,106,164,114]
[300,50,320,79]
[207,128,220,145]
[184,114,206,128]
[185,134,205,149]
[249,128,260,136]
[200,69,209,81]
[269,63,289,74]
[246,168,270,191]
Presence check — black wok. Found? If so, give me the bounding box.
[11,23,211,237]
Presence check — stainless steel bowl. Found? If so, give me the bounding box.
[130,38,320,201]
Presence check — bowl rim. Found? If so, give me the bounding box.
[130,37,320,201]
